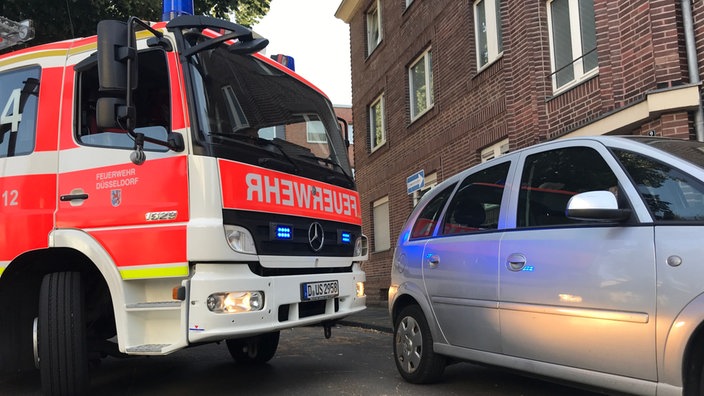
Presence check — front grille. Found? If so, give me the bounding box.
[224,209,361,257]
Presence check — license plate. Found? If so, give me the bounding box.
[301,280,339,301]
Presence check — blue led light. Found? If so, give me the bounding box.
[276,225,292,240]
[341,232,351,244]
[162,0,194,21]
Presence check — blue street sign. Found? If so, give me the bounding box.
[406,170,425,194]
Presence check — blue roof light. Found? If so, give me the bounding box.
[162,0,194,21]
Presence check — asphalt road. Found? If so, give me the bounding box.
[1,324,607,395]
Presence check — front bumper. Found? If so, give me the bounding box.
[187,263,366,343]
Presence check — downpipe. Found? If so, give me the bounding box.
[681,0,704,141]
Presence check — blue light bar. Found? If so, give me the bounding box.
[340,231,351,244]
[162,0,194,21]
[275,225,293,240]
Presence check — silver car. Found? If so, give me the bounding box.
[389,136,704,396]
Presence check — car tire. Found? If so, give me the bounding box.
[38,272,89,395]
[226,331,280,364]
[393,305,446,384]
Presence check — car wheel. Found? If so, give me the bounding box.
[38,272,89,395]
[393,305,446,383]
[226,331,280,364]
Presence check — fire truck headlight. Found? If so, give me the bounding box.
[354,235,368,258]
[224,225,257,254]
[207,291,264,313]
[356,282,365,298]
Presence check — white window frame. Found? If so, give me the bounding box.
[366,0,382,54]
[547,0,598,93]
[481,138,509,163]
[369,94,386,152]
[405,0,414,8]
[474,0,503,71]
[409,48,434,121]
[372,196,391,252]
[306,120,327,143]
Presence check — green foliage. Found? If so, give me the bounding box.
[0,0,269,47]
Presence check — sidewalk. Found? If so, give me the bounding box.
[338,305,392,333]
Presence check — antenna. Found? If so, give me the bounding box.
[0,16,34,51]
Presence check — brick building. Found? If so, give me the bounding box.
[336,0,704,305]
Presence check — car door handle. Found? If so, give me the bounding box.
[426,254,440,268]
[506,253,527,271]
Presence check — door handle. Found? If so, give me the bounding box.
[427,254,440,268]
[506,253,526,271]
[60,193,89,201]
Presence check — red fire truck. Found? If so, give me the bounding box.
[0,11,367,395]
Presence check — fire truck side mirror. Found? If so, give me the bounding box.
[97,20,137,93]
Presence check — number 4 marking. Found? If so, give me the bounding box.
[1,88,22,133]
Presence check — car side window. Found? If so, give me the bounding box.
[517,146,618,227]
[442,161,510,235]
[410,183,456,239]
[614,149,704,221]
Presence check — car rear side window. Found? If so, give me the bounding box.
[614,149,704,221]
[518,146,618,227]
[410,183,456,239]
[442,161,510,234]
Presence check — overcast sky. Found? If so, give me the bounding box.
[252,0,352,106]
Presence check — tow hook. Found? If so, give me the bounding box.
[323,321,333,339]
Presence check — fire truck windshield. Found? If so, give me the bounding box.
[187,43,354,189]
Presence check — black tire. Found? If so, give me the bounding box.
[393,305,446,384]
[226,331,280,364]
[38,272,89,396]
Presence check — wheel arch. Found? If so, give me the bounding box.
[661,295,704,394]
[0,229,125,372]
[390,281,445,344]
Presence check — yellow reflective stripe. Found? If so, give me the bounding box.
[119,265,189,280]
[0,49,68,68]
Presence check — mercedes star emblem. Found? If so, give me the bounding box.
[308,222,325,252]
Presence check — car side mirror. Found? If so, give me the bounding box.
[565,190,631,222]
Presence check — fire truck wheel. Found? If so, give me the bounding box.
[226,331,280,364]
[38,272,89,395]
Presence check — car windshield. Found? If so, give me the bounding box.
[186,38,354,188]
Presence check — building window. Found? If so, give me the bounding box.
[369,94,386,152]
[413,172,438,206]
[481,138,509,162]
[373,196,391,252]
[409,48,434,121]
[474,0,503,70]
[306,120,327,143]
[547,0,598,92]
[406,0,414,8]
[366,0,382,54]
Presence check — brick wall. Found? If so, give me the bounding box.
[343,0,703,306]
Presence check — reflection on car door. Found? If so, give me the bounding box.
[421,161,510,352]
[498,144,657,381]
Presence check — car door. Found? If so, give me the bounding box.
[498,142,657,381]
[421,160,512,352]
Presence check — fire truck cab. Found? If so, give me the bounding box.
[0,13,366,395]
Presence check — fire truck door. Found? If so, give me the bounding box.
[55,49,190,279]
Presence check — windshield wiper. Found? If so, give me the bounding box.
[208,132,300,174]
[298,154,355,187]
